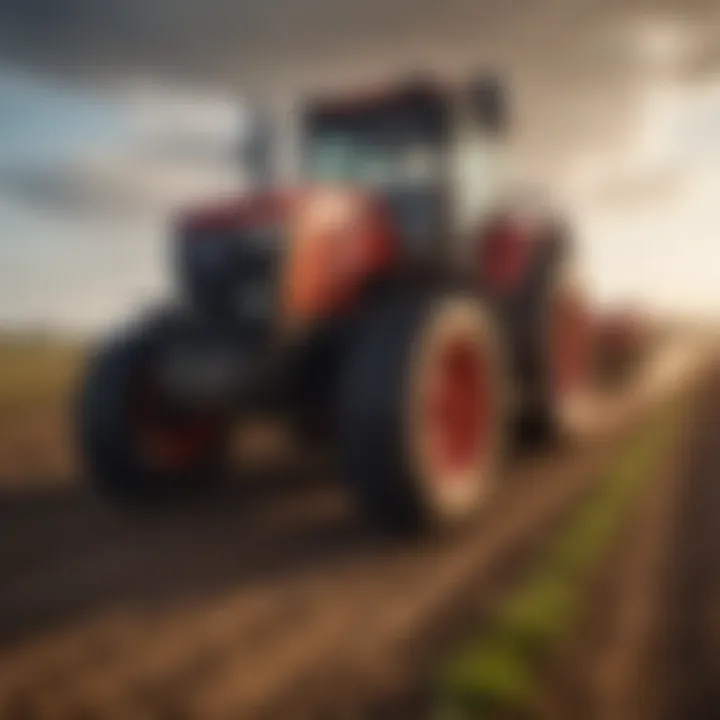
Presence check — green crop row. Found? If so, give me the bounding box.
[435,412,676,719]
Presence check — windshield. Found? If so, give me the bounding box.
[451,122,506,233]
[303,90,447,190]
[305,131,440,189]
[303,107,447,255]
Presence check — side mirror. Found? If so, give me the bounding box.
[468,75,508,134]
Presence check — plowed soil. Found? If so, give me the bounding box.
[0,340,710,720]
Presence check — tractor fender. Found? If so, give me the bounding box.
[475,206,571,299]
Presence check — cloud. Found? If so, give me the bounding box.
[0,147,241,221]
[0,163,151,219]
[0,71,242,220]
[0,0,718,85]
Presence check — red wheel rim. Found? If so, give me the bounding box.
[550,289,591,401]
[131,377,219,472]
[424,337,492,479]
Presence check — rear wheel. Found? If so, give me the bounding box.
[339,292,506,534]
[534,267,594,440]
[78,318,229,500]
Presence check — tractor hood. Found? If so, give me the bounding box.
[178,187,397,258]
[176,188,397,324]
[179,190,298,235]
[179,187,390,238]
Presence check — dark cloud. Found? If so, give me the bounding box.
[1,0,717,87]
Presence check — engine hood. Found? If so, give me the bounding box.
[178,187,398,257]
[179,187,394,236]
[177,187,398,325]
[179,190,299,234]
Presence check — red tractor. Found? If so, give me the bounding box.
[78,76,593,533]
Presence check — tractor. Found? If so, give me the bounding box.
[78,75,593,533]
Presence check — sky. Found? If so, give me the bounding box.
[0,0,718,331]
[0,72,243,330]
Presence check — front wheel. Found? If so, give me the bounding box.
[78,319,229,500]
[339,292,507,534]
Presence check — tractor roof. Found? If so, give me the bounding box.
[305,74,506,136]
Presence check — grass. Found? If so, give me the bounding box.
[0,336,84,415]
[436,411,677,719]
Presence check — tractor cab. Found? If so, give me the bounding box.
[298,76,508,260]
[238,76,510,262]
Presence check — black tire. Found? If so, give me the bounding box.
[477,209,589,443]
[78,316,229,500]
[339,291,506,534]
[517,262,594,442]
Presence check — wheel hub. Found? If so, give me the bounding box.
[424,337,492,479]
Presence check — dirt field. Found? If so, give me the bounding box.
[0,337,712,719]
[0,336,81,485]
